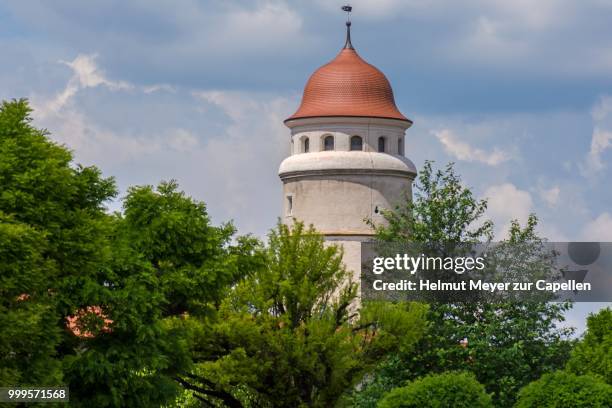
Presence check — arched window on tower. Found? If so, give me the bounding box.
[350,135,363,151]
[303,137,310,153]
[323,135,334,151]
[378,136,386,153]
[398,137,403,155]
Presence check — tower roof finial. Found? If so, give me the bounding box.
[341,4,353,50]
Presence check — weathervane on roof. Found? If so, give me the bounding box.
[342,4,352,21]
[341,4,354,49]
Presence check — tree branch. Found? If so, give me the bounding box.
[352,321,377,333]
[174,375,244,408]
[193,393,215,408]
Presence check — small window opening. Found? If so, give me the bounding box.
[303,138,309,153]
[398,138,403,155]
[378,137,386,153]
[350,135,363,151]
[286,195,293,215]
[323,135,334,151]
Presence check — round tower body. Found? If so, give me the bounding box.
[278,24,416,280]
[279,117,415,237]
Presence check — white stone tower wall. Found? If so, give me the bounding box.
[280,118,415,232]
[281,172,412,235]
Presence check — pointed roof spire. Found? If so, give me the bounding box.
[341,4,354,49]
[344,21,353,50]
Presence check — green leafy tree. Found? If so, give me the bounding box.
[0,212,61,386]
[0,99,251,407]
[373,161,492,244]
[566,307,612,383]
[377,372,493,408]
[515,371,612,408]
[62,180,249,407]
[0,98,116,389]
[354,161,573,408]
[0,99,180,406]
[172,222,428,407]
[120,181,245,317]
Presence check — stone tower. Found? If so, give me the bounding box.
[278,19,416,279]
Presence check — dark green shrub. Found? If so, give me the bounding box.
[515,371,612,408]
[377,371,493,408]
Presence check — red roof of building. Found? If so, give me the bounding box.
[286,45,410,123]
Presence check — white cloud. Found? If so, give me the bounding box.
[455,15,531,62]
[29,54,197,165]
[37,105,196,166]
[190,90,294,235]
[25,51,297,236]
[194,90,264,122]
[166,128,199,152]
[61,54,131,91]
[591,95,612,121]
[484,182,570,240]
[580,212,612,241]
[483,0,570,30]
[482,183,533,238]
[539,185,561,207]
[32,54,180,119]
[205,1,304,53]
[354,0,600,74]
[433,128,511,166]
[586,128,612,172]
[226,2,301,34]
[143,84,176,94]
[32,54,132,118]
[536,223,569,241]
[581,96,612,175]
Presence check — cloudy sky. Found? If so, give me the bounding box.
[2,0,611,330]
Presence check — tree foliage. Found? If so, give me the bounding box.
[377,372,493,408]
[0,98,116,389]
[515,371,612,408]
[2,100,594,408]
[373,161,492,244]
[1,99,428,407]
[173,222,428,407]
[566,307,612,384]
[355,161,574,408]
[62,180,250,407]
[121,180,242,317]
[0,99,250,406]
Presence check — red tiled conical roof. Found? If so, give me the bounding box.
[286,45,410,123]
